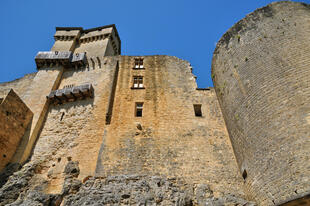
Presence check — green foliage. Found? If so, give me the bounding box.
[211,73,215,80]
[236,35,241,42]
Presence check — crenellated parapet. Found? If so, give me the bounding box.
[35,51,87,69]
[79,25,121,56]
[51,25,121,57]
[54,27,82,41]
[79,34,109,43]
[79,27,111,43]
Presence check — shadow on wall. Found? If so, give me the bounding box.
[0,98,94,188]
[0,119,33,188]
[61,57,109,80]
[48,97,95,114]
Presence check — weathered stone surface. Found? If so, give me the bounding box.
[62,175,194,206]
[63,161,80,177]
[0,54,250,204]
[18,67,64,165]
[0,89,33,171]
[0,50,249,205]
[3,3,310,203]
[0,73,36,102]
[93,56,244,201]
[0,162,36,206]
[0,163,21,188]
[62,175,255,206]
[0,161,254,206]
[212,1,310,205]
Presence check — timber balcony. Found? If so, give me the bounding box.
[35,51,87,69]
[47,83,94,104]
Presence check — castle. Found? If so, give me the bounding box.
[0,1,309,206]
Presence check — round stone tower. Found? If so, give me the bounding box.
[212,2,310,205]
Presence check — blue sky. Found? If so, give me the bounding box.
[1,0,308,87]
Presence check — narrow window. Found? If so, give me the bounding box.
[60,112,65,121]
[90,58,95,69]
[133,76,144,88]
[134,58,144,69]
[139,58,143,68]
[135,103,143,117]
[194,104,202,117]
[242,169,247,180]
[97,57,101,68]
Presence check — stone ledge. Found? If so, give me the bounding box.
[35,51,87,69]
[47,83,94,105]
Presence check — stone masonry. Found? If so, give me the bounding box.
[212,1,310,205]
[0,89,33,171]
[1,2,310,206]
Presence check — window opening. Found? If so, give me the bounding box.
[135,103,143,117]
[133,76,144,88]
[242,169,247,180]
[60,112,65,121]
[134,58,144,69]
[90,58,95,69]
[97,57,101,68]
[194,104,202,117]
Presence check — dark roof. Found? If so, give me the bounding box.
[56,27,83,31]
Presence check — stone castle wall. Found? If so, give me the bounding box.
[212,2,310,205]
[0,89,33,171]
[0,73,36,101]
[1,2,310,204]
[18,55,245,200]
[29,56,118,194]
[97,56,244,198]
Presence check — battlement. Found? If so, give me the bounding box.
[52,24,121,56]
[54,28,82,41]
[1,3,310,205]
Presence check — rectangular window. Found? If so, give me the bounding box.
[133,76,144,88]
[194,104,202,117]
[134,58,144,69]
[135,102,143,117]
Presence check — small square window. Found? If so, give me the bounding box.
[135,102,143,117]
[133,76,144,88]
[194,104,202,117]
[134,58,144,69]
